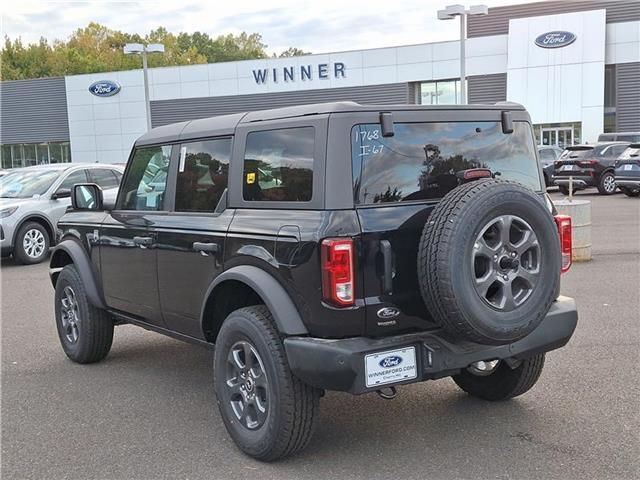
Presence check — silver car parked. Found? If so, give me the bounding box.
[0,164,123,264]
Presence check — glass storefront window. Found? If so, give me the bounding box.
[1,145,12,169]
[534,123,582,148]
[0,142,72,169]
[420,79,461,105]
[37,145,49,165]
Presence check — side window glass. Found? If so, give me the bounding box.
[58,170,88,191]
[243,127,314,202]
[175,138,231,212]
[90,168,119,189]
[539,149,553,160]
[118,145,171,211]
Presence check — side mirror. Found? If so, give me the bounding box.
[51,188,71,200]
[71,183,104,211]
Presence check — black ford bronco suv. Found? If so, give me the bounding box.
[50,102,578,461]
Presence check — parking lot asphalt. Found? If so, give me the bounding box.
[1,190,639,480]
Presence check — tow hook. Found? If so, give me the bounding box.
[376,386,397,400]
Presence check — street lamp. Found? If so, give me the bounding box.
[123,43,165,131]
[437,4,488,104]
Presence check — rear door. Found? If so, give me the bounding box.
[347,110,542,336]
[154,137,234,339]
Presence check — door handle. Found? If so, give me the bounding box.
[380,240,394,295]
[193,242,219,255]
[133,236,153,247]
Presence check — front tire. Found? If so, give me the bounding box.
[54,265,114,363]
[213,305,320,461]
[452,354,545,401]
[13,221,50,264]
[597,171,616,195]
[558,185,570,196]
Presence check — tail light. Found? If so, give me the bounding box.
[554,215,572,273]
[321,238,355,306]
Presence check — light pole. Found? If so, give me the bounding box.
[437,4,488,104]
[123,43,165,131]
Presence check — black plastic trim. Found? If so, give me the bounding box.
[49,239,107,309]
[202,265,308,336]
[284,296,578,394]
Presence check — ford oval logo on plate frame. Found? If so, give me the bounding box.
[534,31,577,49]
[379,355,403,368]
[88,80,121,97]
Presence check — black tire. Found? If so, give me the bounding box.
[452,354,545,401]
[13,221,50,264]
[619,186,640,197]
[54,265,114,363]
[597,171,616,195]
[558,185,570,195]
[213,305,320,461]
[418,180,561,345]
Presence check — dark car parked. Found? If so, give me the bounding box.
[552,142,629,195]
[615,143,640,197]
[538,146,563,187]
[49,102,577,461]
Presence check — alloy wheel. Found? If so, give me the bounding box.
[60,286,80,344]
[22,228,46,259]
[225,340,269,430]
[603,174,615,193]
[471,215,541,311]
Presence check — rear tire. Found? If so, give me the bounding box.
[54,265,114,363]
[452,354,545,401]
[558,185,570,196]
[597,171,616,195]
[213,305,320,461]
[619,186,640,197]
[13,221,50,265]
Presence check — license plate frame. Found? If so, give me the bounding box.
[364,346,418,388]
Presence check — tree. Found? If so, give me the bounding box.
[0,24,303,80]
[276,47,310,58]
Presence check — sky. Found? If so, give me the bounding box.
[1,0,538,55]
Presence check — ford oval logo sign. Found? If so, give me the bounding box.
[88,80,121,97]
[379,355,403,368]
[535,31,577,49]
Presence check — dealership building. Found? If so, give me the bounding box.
[1,0,639,168]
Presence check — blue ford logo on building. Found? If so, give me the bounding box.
[88,80,121,97]
[535,31,577,49]
[379,355,403,368]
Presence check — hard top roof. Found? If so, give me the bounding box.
[135,101,526,146]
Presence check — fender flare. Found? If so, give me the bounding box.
[49,239,107,310]
[202,265,308,336]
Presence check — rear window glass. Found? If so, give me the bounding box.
[352,121,541,204]
[620,147,640,159]
[559,148,593,159]
[243,127,314,202]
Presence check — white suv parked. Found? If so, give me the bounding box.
[0,164,123,264]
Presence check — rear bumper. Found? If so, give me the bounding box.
[614,178,640,188]
[284,296,578,394]
[552,175,594,188]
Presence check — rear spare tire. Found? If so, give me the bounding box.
[418,179,561,345]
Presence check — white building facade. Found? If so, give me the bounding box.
[1,1,639,167]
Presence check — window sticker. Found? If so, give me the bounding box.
[246,172,256,184]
